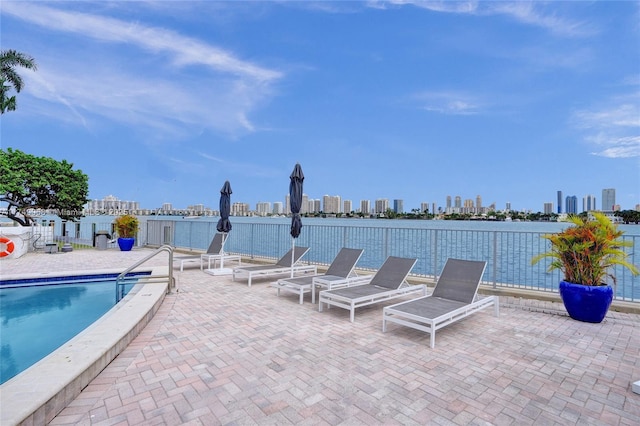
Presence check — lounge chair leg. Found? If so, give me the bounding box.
[299,291,303,304]
[430,328,435,349]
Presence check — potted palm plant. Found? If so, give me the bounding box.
[532,212,638,323]
[113,214,139,251]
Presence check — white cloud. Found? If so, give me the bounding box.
[574,104,640,129]
[588,136,640,159]
[197,151,281,178]
[2,2,281,82]
[386,1,479,14]
[3,2,282,138]
[384,0,594,37]
[489,2,595,38]
[414,91,483,115]
[24,60,269,139]
[573,97,640,158]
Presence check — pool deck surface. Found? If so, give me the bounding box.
[1,248,639,425]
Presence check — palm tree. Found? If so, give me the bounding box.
[1,49,37,114]
[0,79,16,113]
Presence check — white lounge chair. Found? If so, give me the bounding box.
[232,246,316,287]
[202,233,242,275]
[318,256,426,322]
[382,258,499,348]
[270,248,370,304]
[173,233,239,272]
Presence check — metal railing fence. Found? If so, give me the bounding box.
[37,217,638,302]
[143,219,639,303]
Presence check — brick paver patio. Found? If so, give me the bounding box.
[2,248,639,425]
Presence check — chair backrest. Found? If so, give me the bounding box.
[275,246,310,267]
[369,256,417,290]
[432,258,487,304]
[325,248,364,278]
[205,233,225,255]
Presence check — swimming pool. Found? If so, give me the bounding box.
[0,272,150,384]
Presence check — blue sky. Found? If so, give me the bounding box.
[2,1,639,213]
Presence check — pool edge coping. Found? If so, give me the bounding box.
[0,265,169,426]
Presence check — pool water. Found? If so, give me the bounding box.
[0,276,142,384]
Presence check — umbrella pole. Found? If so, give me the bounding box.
[291,238,296,278]
[220,232,227,269]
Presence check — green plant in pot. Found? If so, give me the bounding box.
[113,214,139,251]
[531,212,638,323]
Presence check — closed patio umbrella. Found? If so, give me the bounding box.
[289,163,304,277]
[214,180,232,273]
[217,180,232,234]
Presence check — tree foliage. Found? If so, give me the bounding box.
[1,49,37,114]
[113,214,139,238]
[531,212,638,286]
[615,209,640,224]
[0,148,89,226]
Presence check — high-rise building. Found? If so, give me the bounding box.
[231,202,250,216]
[602,188,615,212]
[273,202,283,214]
[393,199,404,214]
[343,200,352,214]
[334,195,342,213]
[375,199,389,214]
[454,196,462,209]
[360,200,370,215]
[322,195,331,213]
[420,202,429,213]
[446,196,452,209]
[256,202,271,216]
[463,199,474,214]
[544,202,554,214]
[557,190,563,214]
[86,195,140,214]
[505,202,511,211]
[476,195,482,212]
[307,199,320,213]
[583,195,596,212]
[323,195,341,214]
[565,196,578,214]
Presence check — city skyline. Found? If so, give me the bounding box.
[3,2,638,212]
[87,186,637,216]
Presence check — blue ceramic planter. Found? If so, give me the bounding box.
[559,280,613,323]
[117,237,135,252]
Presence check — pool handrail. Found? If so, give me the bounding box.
[116,244,175,302]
